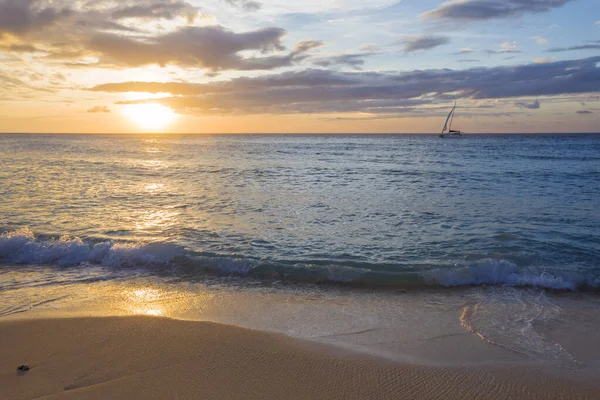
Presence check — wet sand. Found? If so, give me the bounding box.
[2,316,598,400]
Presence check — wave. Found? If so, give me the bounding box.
[424,259,599,290]
[0,228,183,268]
[1,229,598,291]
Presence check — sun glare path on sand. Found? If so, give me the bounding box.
[122,104,178,131]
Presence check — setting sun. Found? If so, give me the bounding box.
[122,104,178,131]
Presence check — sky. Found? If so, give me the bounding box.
[0,0,599,133]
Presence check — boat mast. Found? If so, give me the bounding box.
[448,102,456,131]
[441,104,455,135]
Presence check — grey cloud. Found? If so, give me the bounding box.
[0,0,202,39]
[91,56,600,116]
[398,35,450,52]
[119,95,430,116]
[92,69,358,94]
[292,40,324,54]
[312,53,371,69]
[244,2,262,12]
[516,100,540,109]
[88,25,312,70]
[111,1,199,21]
[74,18,142,33]
[0,1,315,73]
[547,44,600,52]
[485,49,521,54]
[224,0,262,12]
[0,0,72,35]
[451,49,475,55]
[577,110,593,114]
[422,0,574,22]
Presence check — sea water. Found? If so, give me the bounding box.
[1,133,599,368]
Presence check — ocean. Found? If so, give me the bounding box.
[1,133,600,368]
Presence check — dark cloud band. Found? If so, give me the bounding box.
[422,0,574,22]
[91,56,600,115]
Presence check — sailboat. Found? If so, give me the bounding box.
[439,102,462,138]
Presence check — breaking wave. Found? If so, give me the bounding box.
[1,229,598,291]
[0,228,183,269]
[424,259,599,291]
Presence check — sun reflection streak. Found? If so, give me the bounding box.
[119,286,216,319]
[142,160,168,170]
[126,288,165,317]
[144,183,166,193]
[135,209,179,231]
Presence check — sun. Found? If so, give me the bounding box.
[122,104,177,131]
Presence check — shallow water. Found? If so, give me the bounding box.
[3,266,600,370]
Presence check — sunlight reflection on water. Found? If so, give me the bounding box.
[133,210,180,236]
[144,183,166,193]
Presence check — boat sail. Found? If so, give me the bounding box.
[439,102,462,138]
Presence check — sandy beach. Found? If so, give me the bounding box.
[2,316,598,400]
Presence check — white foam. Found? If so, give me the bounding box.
[2,230,598,291]
[0,228,182,268]
[425,259,596,290]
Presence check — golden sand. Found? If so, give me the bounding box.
[1,317,598,400]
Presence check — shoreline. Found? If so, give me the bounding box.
[2,316,599,400]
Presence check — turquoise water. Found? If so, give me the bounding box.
[1,133,599,289]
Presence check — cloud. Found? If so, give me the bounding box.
[451,47,475,55]
[312,53,373,69]
[111,1,200,22]
[485,49,521,54]
[92,69,359,95]
[534,57,556,64]
[0,70,27,87]
[359,43,381,52]
[293,40,324,53]
[397,35,450,52]
[0,0,200,38]
[576,110,593,114]
[516,100,540,109]
[87,105,111,113]
[501,41,518,51]
[596,20,600,26]
[224,0,262,12]
[422,0,575,22]
[529,36,547,45]
[90,56,600,116]
[0,1,322,72]
[0,44,41,52]
[458,59,479,62]
[51,72,66,81]
[0,0,73,35]
[547,42,600,52]
[0,68,54,99]
[485,41,521,54]
[241,0,397,14]
[87,25,315,71]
